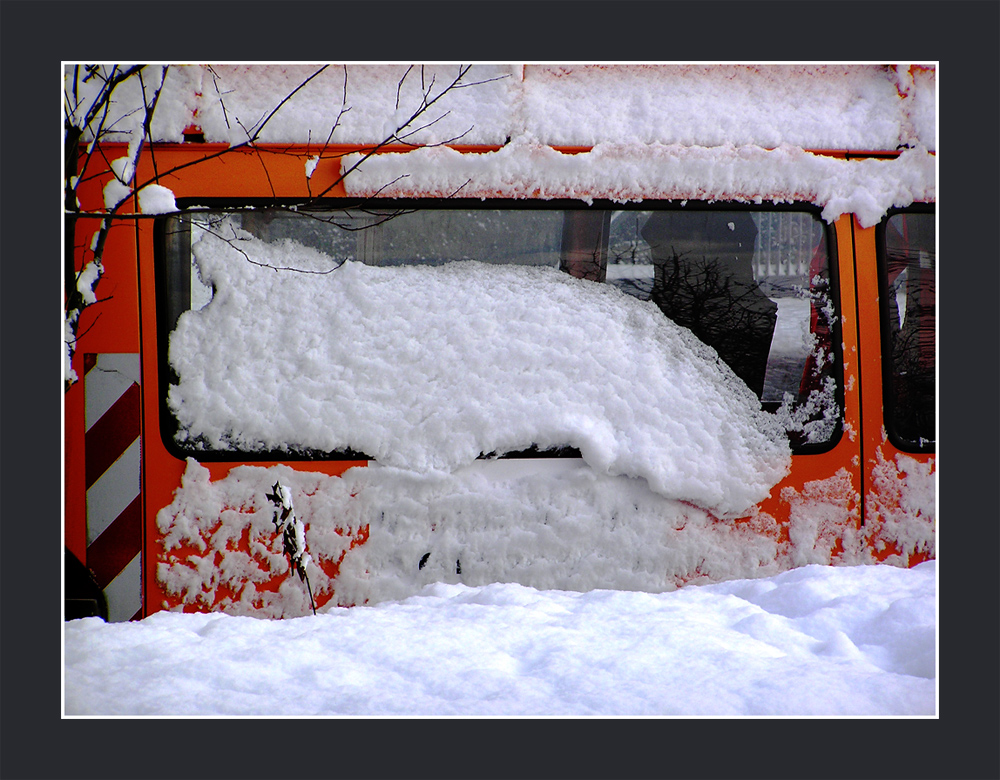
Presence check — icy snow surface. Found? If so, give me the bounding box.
[65,560,936,716]
[168,225,791,517]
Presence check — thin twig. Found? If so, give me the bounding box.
[198,221,343,275]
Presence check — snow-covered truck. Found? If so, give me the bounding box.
[64,64,936,621]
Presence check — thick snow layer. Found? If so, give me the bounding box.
[65,64,936,226]
[157,459,788,615]
[66,63,935,152]
[169,225,790,516]
[65,560,937,716]
[340,141,936,228]
[519,64,913,150]
[155,456,933,616]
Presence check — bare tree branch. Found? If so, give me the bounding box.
[197,220,343,275]
[129,65,331,196]
[311,65,481,201]
[65,63,501,390]
[250,65,330,143]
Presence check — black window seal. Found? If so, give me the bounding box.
[153,197,843,461]
[875,204,937,454]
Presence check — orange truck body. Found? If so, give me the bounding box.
[65,142,935,620]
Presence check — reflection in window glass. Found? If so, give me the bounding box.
[883,212,935,449]
[163,208,566,320]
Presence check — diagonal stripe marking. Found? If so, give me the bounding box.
[86,438,140,545]
[88,494,142,590]
[85,383,140,489]
[104,554,142,624]
[85,354,141,430]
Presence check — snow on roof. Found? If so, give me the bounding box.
[64,63,936,224]
[340,140,935,227]
[70,63,934,151]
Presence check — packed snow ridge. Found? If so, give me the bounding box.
[67,63,936,153]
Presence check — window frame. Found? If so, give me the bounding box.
[153,197,843,461]
[875,204,937,453]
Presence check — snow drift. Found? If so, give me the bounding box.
[69,560,937,716]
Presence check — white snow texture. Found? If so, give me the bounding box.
[66,64,936,226]
[168,224,790,517]
[67,560,937,716]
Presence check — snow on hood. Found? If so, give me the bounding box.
[168,223,791,517]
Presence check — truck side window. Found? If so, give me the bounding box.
[882,211,936,450]
[158,203,841,457]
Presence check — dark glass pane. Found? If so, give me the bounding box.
[883,212,936,449]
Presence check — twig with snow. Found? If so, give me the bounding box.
[264,480,316,616]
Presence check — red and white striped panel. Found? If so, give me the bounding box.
[84,353,143,622]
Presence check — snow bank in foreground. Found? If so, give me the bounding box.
[341,142,936,228]
[66,561,937,716]
[169,227,790,516]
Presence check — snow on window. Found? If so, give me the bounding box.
[166,217,791,518]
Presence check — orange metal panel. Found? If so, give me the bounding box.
[853,217,936,565]
[70,149,141,355]
[132,145,345,201]
[65,163,140,562]
[751,217,863,552]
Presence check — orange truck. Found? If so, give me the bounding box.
[63,64,936,621]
